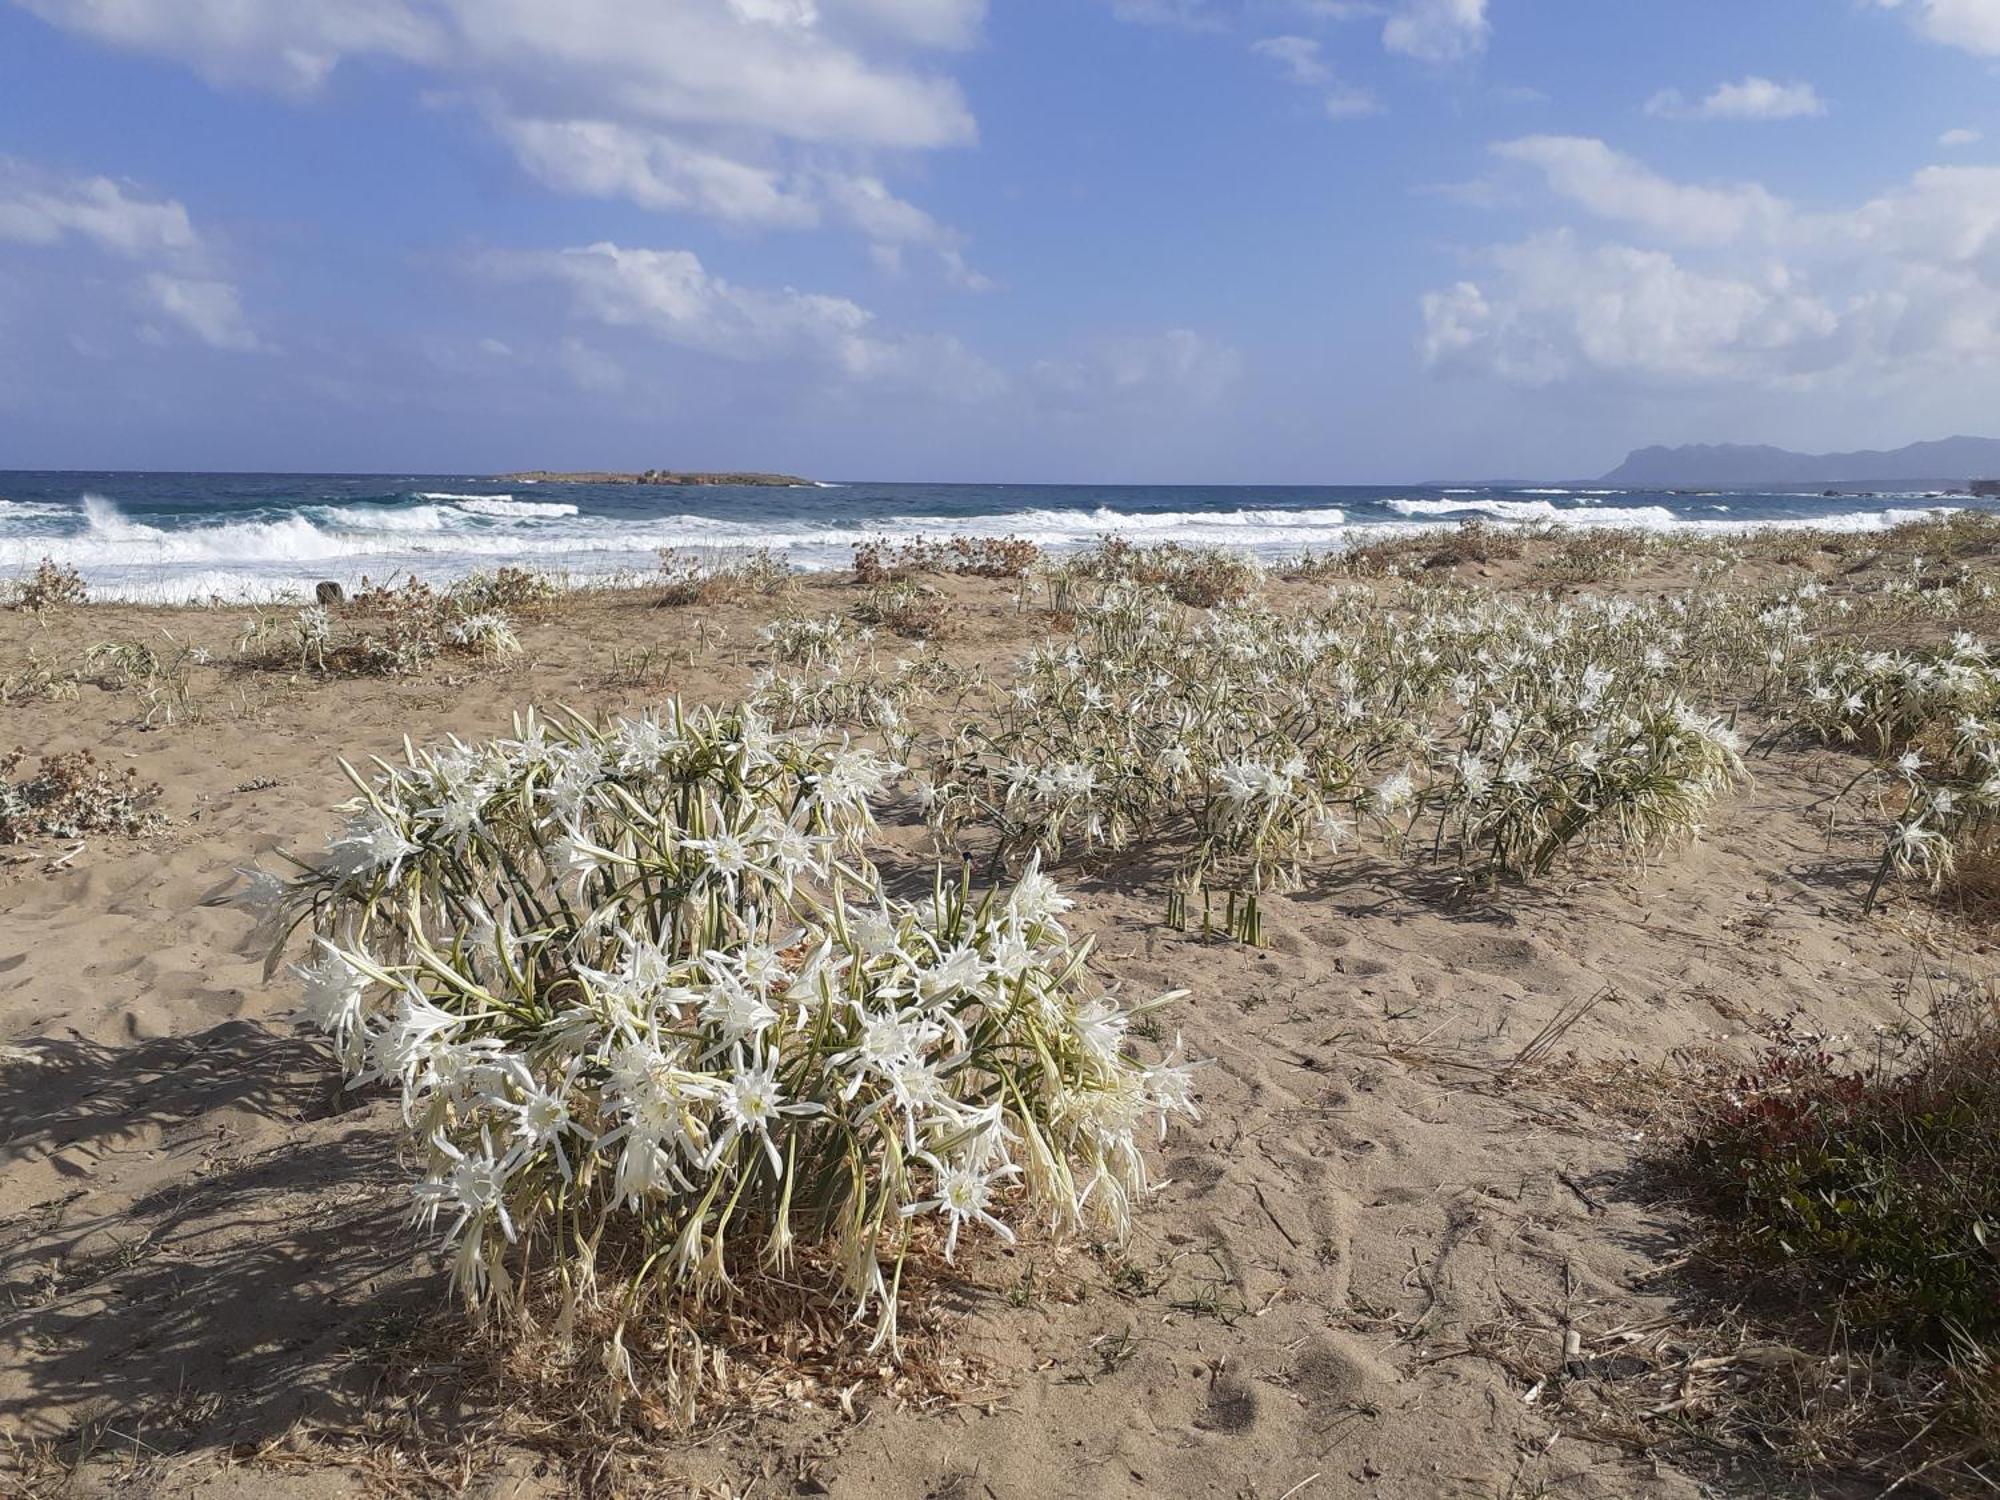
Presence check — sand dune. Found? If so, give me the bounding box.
[0,558,1974,1497]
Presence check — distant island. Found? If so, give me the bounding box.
[1602,435,2000,488]
[497,469,813,487]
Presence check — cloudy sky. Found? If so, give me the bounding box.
[2,0,1998,480]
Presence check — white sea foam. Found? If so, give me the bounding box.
[453,497,579,518]
[0,497,73,520]
[0,490,1971,604]
[1385,497,1679,526]
[414,491,512,502]
[308,503,459,532]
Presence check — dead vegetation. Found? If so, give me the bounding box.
[655,547,797,607]
[851,534,1041,583]
[0,747,163,844]
[232,575,531,678]
[852,579,951,638]
[6,558,89,614]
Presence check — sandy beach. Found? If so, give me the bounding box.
[2,524,1990,1498]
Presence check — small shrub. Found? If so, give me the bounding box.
[657,547,795,607]
[760,611,854,666]
[240,577,522,678]
[82,634,205,725]
[1673,987,2000,1485]
[853,535,1041,583]
[1421,520,1524,570]
[0,747,163,842]
[444,610,522,658]
[454,566,565,620]
[1530,529,1648,585]
[1320,532,1434,579]
[854,580,950,639]
[1,648,87,706]
[11,558,88,613]
[1056,538,1261,608]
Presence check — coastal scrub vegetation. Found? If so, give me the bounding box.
[852,534,1041,583]
[915,574,1759,938]
[6,557,89,614]
[17,505,1997,1479]
[0,746,162,843]
[233,705,1199,1418]
[853,579,952,639]
[656,546,795,607]
[235,573,537,679]
[1672,983,2000,1490]
[1047,536,1262,608]
[1787,626,2000,913]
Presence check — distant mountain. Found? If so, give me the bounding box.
[1601,436,2000,487]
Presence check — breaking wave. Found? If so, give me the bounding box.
[0,485,1972,604]
[1384,497,1680,526]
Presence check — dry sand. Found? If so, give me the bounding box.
[0,559,1971,1498]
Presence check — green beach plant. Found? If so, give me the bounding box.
[914,574,1757,937]
[235,703,1200,1411]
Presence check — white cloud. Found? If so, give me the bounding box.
[16,0,986,275]
[820,172,991,287]
[557,336,626,393]
[0,159,262,351]
[143,273,263,351]
[1033,329,1244,406]
[1873,0,2000,56]
[1425,142,2000,396]
[1644,76,1826,122]
[836,0,985,49]
[0,166,196,257]
[1253,33,1331,84]
[493,240,1002,396]
[12,0,449,93]
[1251,34,1381,117]
[1289,1,1382,18]
[1493,135,1785,245]
[1381,0,1487,63]
[497,117,818,228]
[1941,126,1983,147]
[1422,231,1837,385]
[1323,80,1381,118]
[1104,0,1226,28]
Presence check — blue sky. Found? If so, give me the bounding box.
[2,0,1998,481]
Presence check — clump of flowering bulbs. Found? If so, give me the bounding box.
[241,701,1199,1386]
[1790,634,2000,909]
[916,575,1763,939]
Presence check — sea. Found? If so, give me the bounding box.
[0,470,1991,605]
